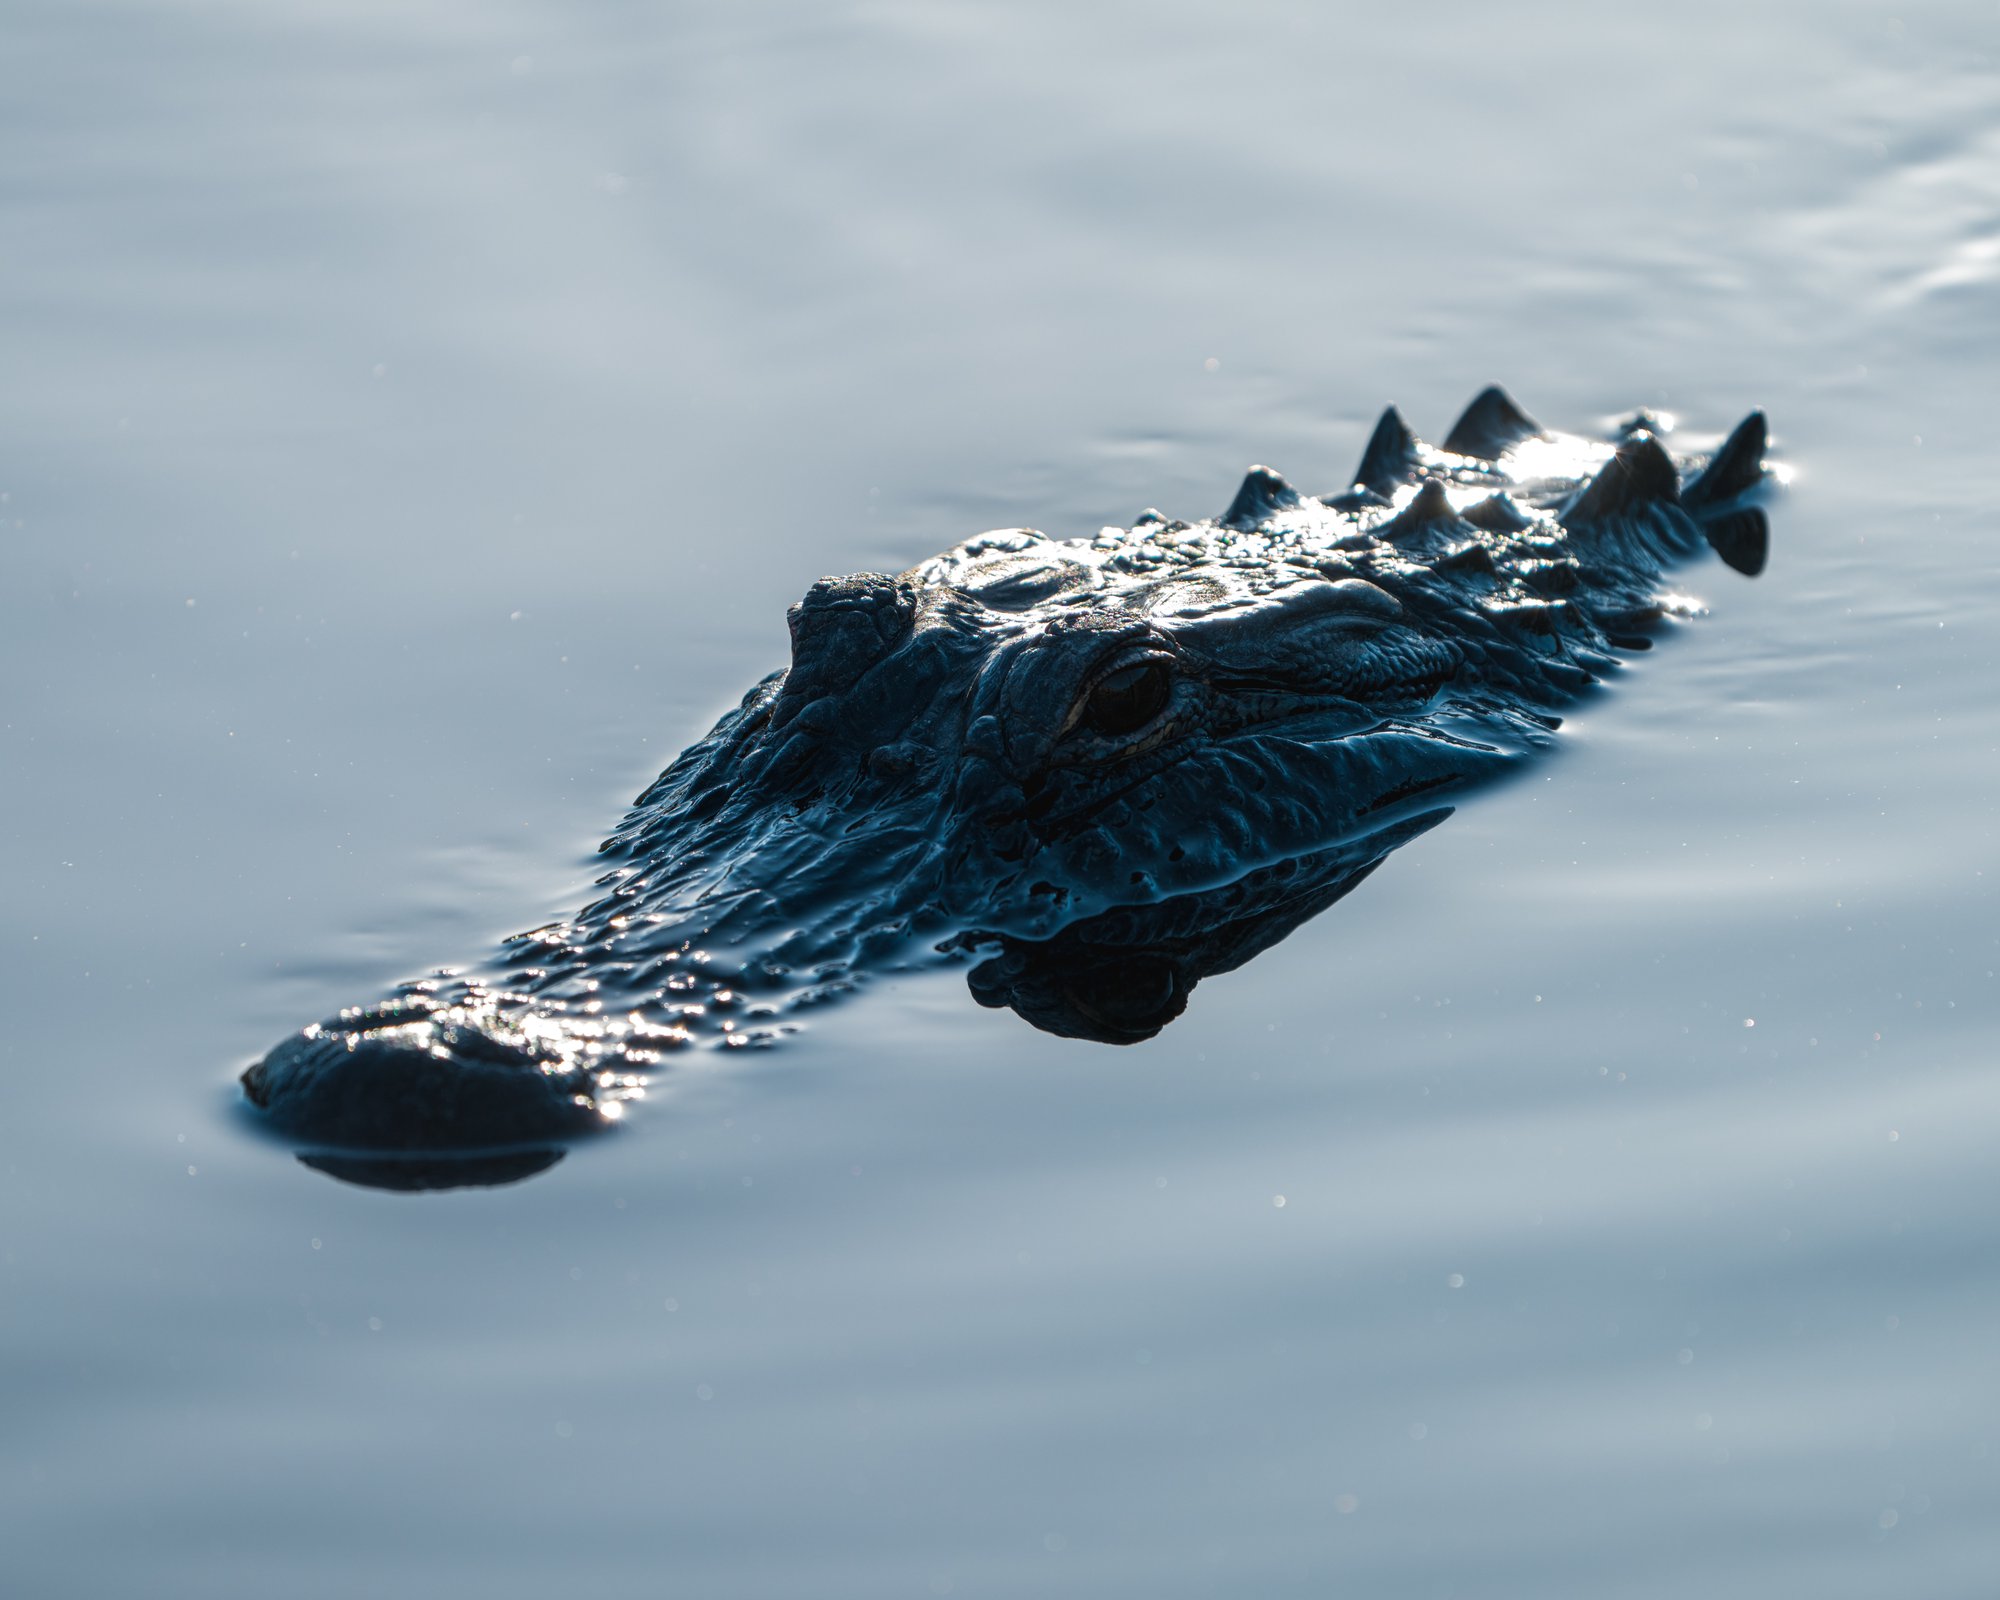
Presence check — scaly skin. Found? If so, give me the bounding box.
[240,388,1774,1186]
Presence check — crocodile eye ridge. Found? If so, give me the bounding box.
[1082,659,1172,738]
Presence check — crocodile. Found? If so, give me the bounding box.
[240,387,1774,1188]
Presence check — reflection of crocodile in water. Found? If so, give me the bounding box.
[241,388,1774,1188]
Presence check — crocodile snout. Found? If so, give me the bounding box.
[241,1000,609,1160]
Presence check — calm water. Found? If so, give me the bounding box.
[5,3,1999,1594]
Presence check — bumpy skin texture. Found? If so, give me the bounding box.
[240,389,1773,1181]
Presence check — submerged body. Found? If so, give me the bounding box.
[241,389,1774,1185]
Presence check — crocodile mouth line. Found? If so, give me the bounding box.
[1022,694,1439,840]
[1023,732,1203,835]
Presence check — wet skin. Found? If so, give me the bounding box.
[240,388,1774,1187]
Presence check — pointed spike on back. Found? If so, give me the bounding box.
[1442,386,1545,460]
[1381,477,1458,541]
[1436,540,1498,575]
[1684,411,1769,510]
[1463,492,1533,533]
[1405,478,1455,523]
[1353,406,1421,496]
[1221,464,1301,530]
[1561,435,1680,527]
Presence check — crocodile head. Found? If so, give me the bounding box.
[240,543,1477,1176]
[241,390,1774,1183]
[629,532,1487,952]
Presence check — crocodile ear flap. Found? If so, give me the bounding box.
[778,573,917,714]
[1352,406,1421,496]
[1442,386,1545,460]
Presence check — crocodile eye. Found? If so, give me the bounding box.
[1082,659,1172,738]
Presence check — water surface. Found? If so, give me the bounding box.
[4,4,1998,1595]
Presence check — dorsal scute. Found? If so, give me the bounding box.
[1222,465,1302,530]
[1379,477,1458,541]
[1463,492,1533,533]
[1352,406,1422,496]
[1684,411,1769,510]
[1560,434,1680,527]
[1443,386,1545,460]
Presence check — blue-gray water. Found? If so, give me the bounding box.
[5,4,1998,1594]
